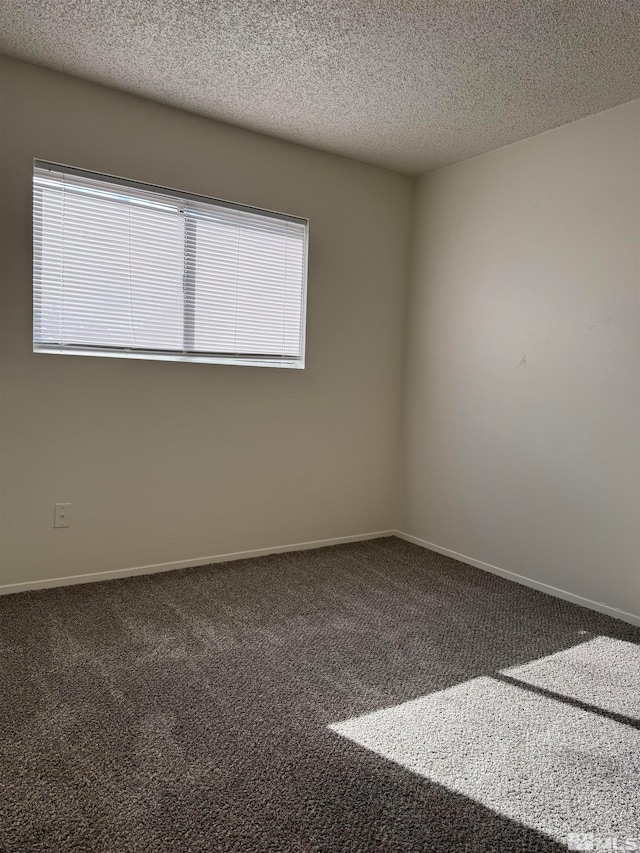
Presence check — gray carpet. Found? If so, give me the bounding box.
[1,537,638,852]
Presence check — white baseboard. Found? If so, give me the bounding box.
[4,529,639,629]
[0,530,395,596]
[394,530,640,628]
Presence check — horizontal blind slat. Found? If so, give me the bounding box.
[34,164,307,363]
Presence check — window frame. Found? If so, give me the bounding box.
[32,160,309,369]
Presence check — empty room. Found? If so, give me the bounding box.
[0,2,638,851]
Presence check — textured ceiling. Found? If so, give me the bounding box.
[1,1,639,174]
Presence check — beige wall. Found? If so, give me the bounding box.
[402,100,640,617]
[1,57,638,621]
[0,57,412,587]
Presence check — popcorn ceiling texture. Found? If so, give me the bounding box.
[0,1,639,174]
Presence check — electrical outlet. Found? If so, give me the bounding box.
[54,503,71,528]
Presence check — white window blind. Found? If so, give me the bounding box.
[33,162,308,368]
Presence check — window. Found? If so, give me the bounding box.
[33,162,308,368]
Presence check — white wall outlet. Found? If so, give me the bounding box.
[54,502,71,528]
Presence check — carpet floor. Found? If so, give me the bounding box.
[0,537,638,852]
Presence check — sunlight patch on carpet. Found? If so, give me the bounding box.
[329,638,640,846]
